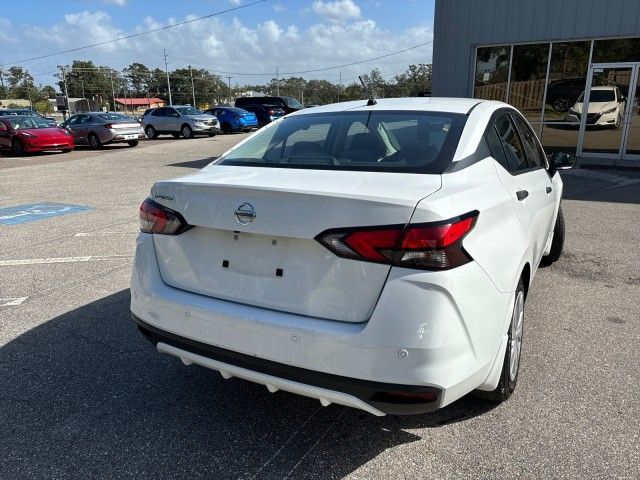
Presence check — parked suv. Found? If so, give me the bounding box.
[235,96,303,114]
[142,105,220,139]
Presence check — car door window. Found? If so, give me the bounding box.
[494,114,529,173]
[512,114,546,169]
[152,108,166,117]
[167,108,179,117]
[485,125,511,171]
[67,115,82,126]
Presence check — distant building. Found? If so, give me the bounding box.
[0,99,31,108]
[115,97,165,111]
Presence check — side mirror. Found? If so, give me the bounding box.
[548,151,577,174]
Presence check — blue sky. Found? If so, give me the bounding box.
[0,0,435,87]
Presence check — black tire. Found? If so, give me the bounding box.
[477,278,525,403]
[61,149,72,153]
[127,141,139,147]
[221,122,232,134]
[145,125,157,139]
[172,133,180,138]
[540,205,565,266]
[207,132,216,137]
[551,97,570,113]
[88,133,102,149]
[181,124,194,139]
[11,138,24,156]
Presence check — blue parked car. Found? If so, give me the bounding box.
[204,107,258,134]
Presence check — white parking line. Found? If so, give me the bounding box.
[0,297,28,306]
[74,232,137,237]
[0,255,132,266]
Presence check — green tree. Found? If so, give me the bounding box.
[393,63,432,96]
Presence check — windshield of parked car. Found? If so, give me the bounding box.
[0,110,34,116]
[218,110,466,173]
[5,117,53,129]
[175,106,203,115]
[97,113,133,121]
[282,96,303,108]
[578,89,616,103]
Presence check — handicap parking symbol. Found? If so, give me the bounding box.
[0,203,93,225]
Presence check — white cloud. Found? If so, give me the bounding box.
[312,0,361,23]
[273,4,286,13]
[228,0,241,5]
[102,0,126,6]
[4,10,432,89]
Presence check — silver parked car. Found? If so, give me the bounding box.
[62,112,145,148]
[142,105,220,139]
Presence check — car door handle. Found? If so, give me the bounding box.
[546,186,553,194]
[516,190,529,201]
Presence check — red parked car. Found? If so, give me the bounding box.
[0,116,74,156]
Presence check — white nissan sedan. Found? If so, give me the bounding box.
[131,98,574,416]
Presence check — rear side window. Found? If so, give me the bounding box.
[485,126,510,171]
[494,114,529,172]
[218,110,466,174]
[152,108,166,117]
[512,114,545,168]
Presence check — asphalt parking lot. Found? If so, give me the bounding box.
[1,136,639,479]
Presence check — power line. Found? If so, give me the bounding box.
[0,0,267,68]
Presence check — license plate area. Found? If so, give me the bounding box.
[221,231,289,278]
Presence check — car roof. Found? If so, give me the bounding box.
[287,97,485,116]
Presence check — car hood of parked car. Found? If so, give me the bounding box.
[572,100,618,115]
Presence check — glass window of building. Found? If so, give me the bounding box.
[508,43,549,124]
[543,41,591,122]
[593,37,640,63]
[474,46,511,102]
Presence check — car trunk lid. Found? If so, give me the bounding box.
[151,165,441,322]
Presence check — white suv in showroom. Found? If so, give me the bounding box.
[131,98,574,415]
[143,105,220,139]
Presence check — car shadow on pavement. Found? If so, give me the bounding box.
[166,157,218,169]
[1,290,496,479]
[562,168,640,204]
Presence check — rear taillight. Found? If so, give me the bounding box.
[103,123,114,129]
[315,212,478,270]
[267,109,274,115]
[139,198,191,235]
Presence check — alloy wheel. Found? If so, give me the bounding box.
[509,290,525,382]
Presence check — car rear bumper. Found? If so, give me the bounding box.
[130,233,514,414]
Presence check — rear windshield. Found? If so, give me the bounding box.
[218,110,465,173]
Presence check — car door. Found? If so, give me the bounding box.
[150,107,167,131]
[165,107,181,131]
[0,120,10,149]
[64,115,86,144]
[489,112,555,266]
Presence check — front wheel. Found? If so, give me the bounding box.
[89,133,102,150]
[207,132,216,137]
[127,141,139,147]
[480,279,525,403]
[540,206,565,266]
[11,139,25,156]
[181,124,194,139]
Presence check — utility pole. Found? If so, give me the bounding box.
[276,66,280,96]
[60,66,70,120]
[163,48,172,105]
[27,83,32,109]
[338,71,342,102]
[109,69,116,112]
[189,65,196,107]
[226,76,233,103]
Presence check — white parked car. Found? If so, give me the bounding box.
[131,98,574,415]
[565,86,626,128]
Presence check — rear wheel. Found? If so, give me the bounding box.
[145,125,157,139]
[207,132,216,137]
[11,138,24,156]
[221,122,231,134]
[181,124,194,139]
[540,206,565,266]
[61,149,72,153]
[127,140,139,147]
[479,279,525,403]
[88,133,102,149]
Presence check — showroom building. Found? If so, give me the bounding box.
[431,0,640,167]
